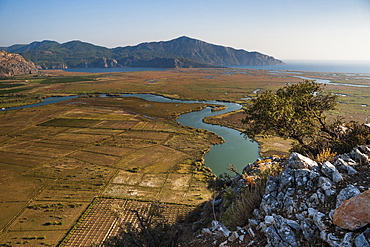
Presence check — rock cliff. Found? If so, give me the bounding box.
[196,145,370,246]
[0,50,38,77]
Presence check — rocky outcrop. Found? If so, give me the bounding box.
[0,50,38,77]
[77,57,121,68]
[197,145,370,246]
[36,63,68,69]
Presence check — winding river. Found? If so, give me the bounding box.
[3,93,260,175]
[4,69,368,174]
[121,94,260,175]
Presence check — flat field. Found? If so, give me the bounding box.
[0,68,368,246]
[0,96,215,246]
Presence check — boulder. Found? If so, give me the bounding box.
[210,220,231,238]
[336,185,361,208]
[321,161,343,182]
[351,148,369,164]
[334,158,358,175]
[318,176,336,196]
[333,190,370,230]
[286,152,318,170]
[355,228,370,247]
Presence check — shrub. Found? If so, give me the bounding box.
[315,148,337,163]
[221,181,265,229]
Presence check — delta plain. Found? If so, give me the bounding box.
[0,65,369,246]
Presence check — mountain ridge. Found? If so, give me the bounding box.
[3,36,284,69]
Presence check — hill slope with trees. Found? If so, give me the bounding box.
[2,36,284,69]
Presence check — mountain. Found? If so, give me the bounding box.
[113,36,283,66]
[0,50,38,77]
[3,37,284,69]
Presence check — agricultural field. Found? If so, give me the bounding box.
[0,68,369,246]
[0,96,216,246]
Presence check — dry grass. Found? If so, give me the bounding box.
[0,96,216,246]
[315,148,337,163]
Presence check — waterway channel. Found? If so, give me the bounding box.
[3,70,367,174]
[3,93,260,175]
[121,94,260,175]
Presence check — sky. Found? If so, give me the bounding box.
[1,0,370,61]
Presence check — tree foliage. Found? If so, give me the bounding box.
[243,80,337,145]
[242,80,370,156]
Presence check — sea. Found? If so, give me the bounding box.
[231,60,370,74]
[62,67,166,73]
[60,60,370,74]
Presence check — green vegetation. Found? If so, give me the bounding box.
[39,76,96,84]
[0,86,34,95]
[242,80,370,156]
[39,118,100,128]
[213,161,283,230]
[243,80,337,149]
[0,83,23,89]
[5,37,282,69]
[220,183,265,229]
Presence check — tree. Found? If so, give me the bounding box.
[242,80,338,155]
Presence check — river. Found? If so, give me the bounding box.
[121,94,260,175]
[2,93,260,175]
[5,68,365,175]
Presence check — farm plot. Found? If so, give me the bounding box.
[0,95,216,246]
[141,146,189,173]
[48,132,111,144]
[113,145,188,172]
[35,189,97,202]
[131,121,177,132]
[2,126,69,142]
[104,184,161,200]
[0,150,54,167]
[59,108,134,121]
[100,134,159,149]
[7,202,88,232]
[81,145,133,156]
[119,130,172,142]
[92,120,139,129]
[104,170,210,205]
[68,150,121,167]
[1,142,75,158]
[164,131,216,155]
[0,202,89,247]
[60,198,196,247]
[38,118,101,128]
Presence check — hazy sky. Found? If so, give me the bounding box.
[1,0,369,61]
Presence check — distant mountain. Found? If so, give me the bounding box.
[3,37,284,69]
[0,50,38,77]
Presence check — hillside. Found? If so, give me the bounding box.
[0,50,38,77]
[3,37,284,69]
[188,146,370,246]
